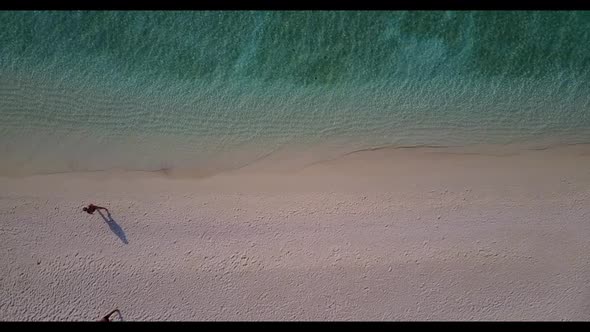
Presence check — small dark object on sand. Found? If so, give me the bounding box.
[98,309,120,322]
[83,204,109,215]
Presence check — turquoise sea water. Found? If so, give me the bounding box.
[1,11,589,175]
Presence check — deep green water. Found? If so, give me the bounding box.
[1,11,589,174]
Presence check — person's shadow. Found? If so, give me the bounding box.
[97,210,129,244]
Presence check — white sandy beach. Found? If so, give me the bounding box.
[1,145,589,321]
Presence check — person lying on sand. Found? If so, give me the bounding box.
[98,309,120,322]
[83,204,109,215]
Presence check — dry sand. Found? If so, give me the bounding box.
[1,145,589,321]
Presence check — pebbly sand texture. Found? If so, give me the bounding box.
[1,146,590,321]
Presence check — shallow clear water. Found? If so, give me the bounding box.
[1,11,589,175]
